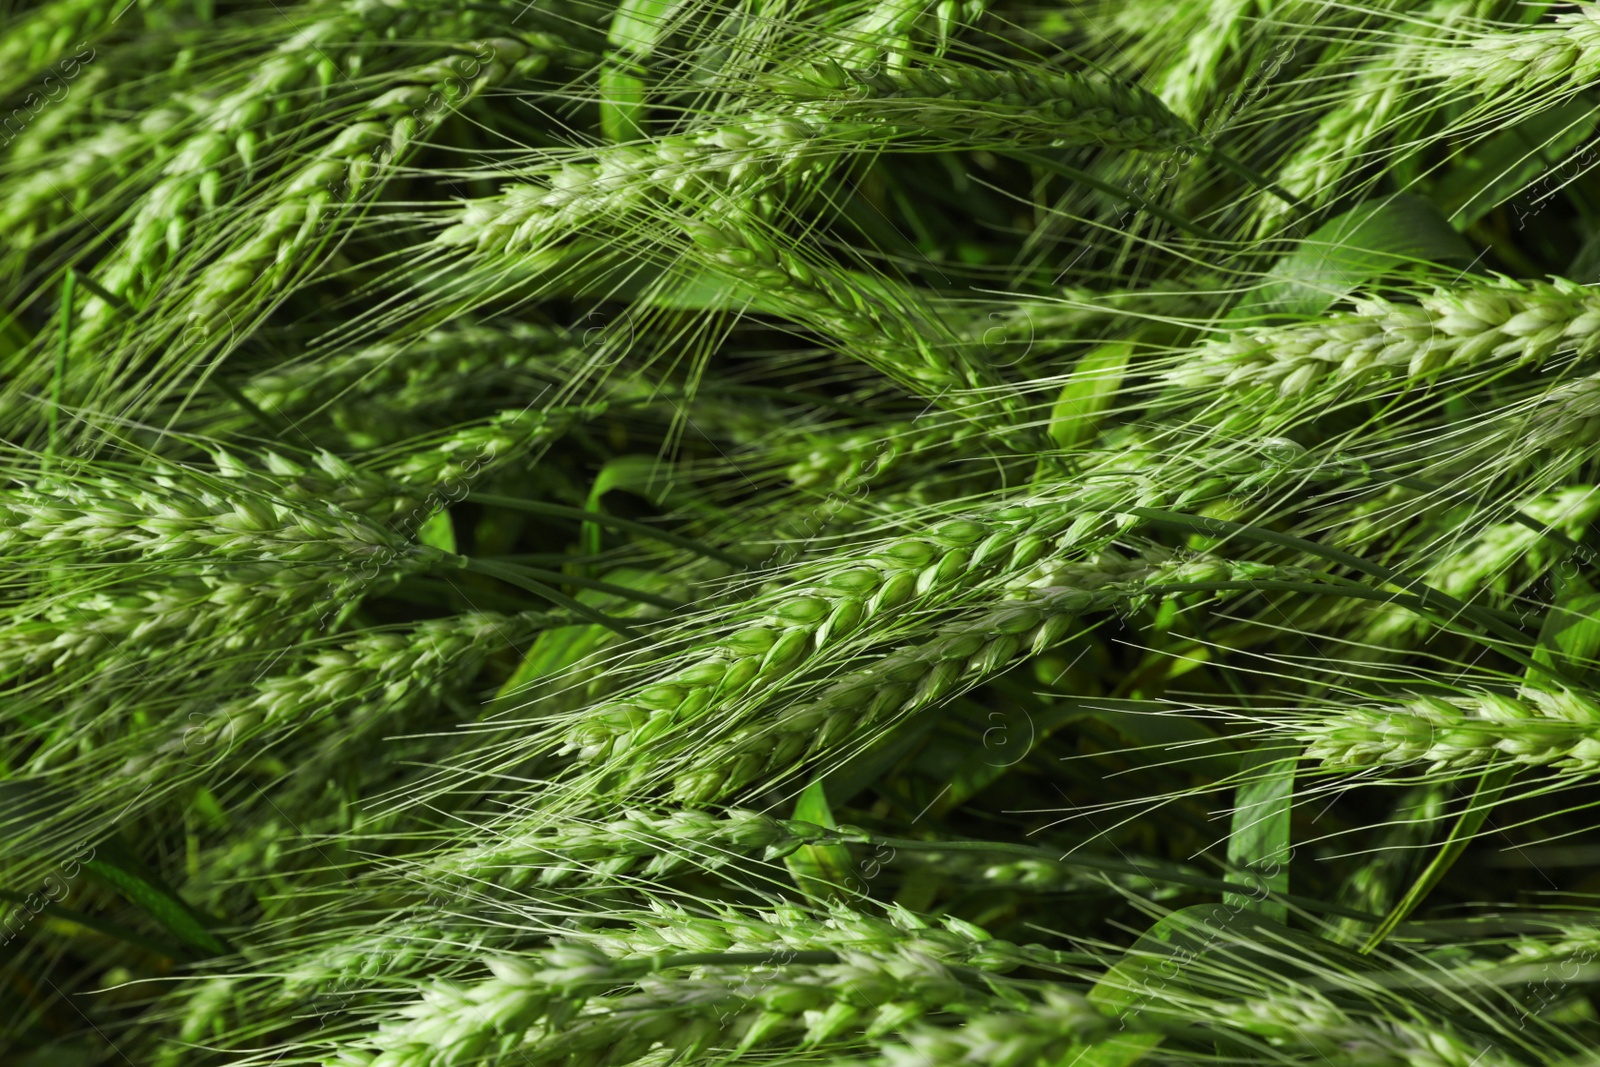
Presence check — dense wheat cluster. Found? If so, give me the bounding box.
[9,0,1600,1063]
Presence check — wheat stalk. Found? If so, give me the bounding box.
[332,902,1062,1067]
[1168,276,1600,397]
[1296,688,1600,774]
[1423,5,1600,110]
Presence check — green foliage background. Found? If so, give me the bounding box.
[6,0,1600,1064]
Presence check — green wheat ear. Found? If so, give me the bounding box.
[8,0,1600,1064]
